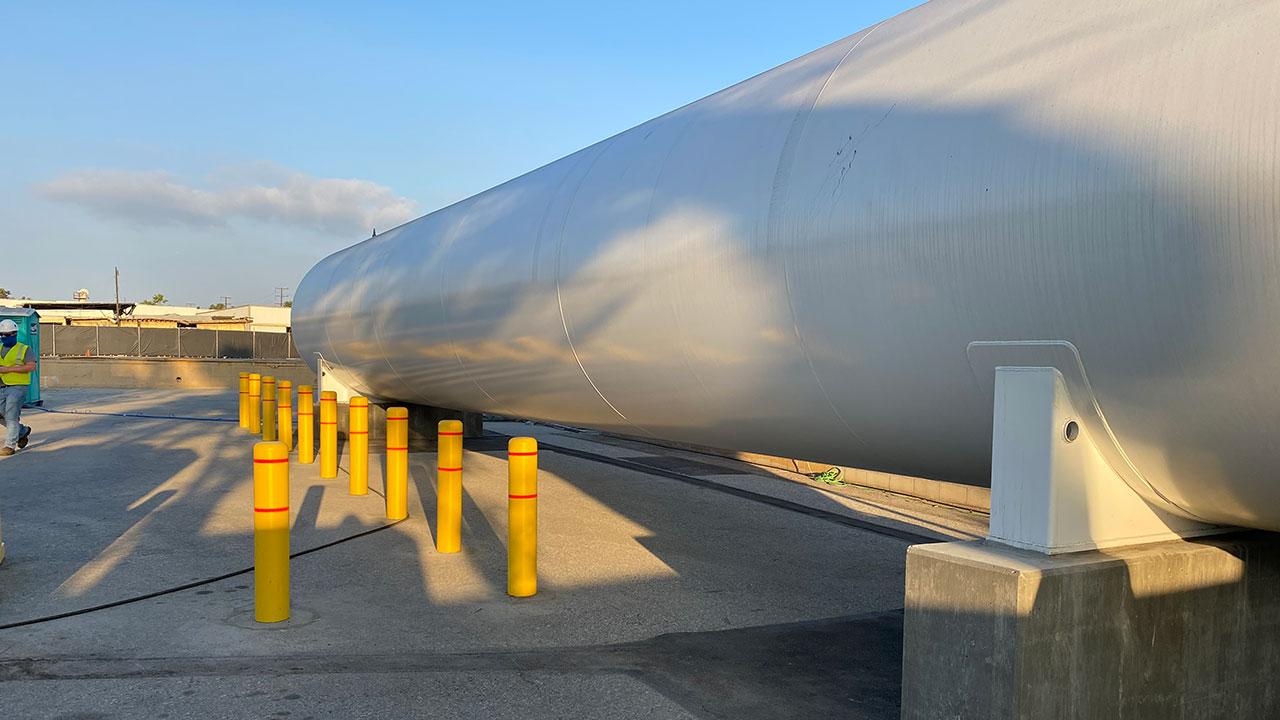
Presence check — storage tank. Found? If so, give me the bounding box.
[294,0,1280,531]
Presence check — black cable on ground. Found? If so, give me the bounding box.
[0,519,406,632]
[10,404,929,633]
[29,406,236,423]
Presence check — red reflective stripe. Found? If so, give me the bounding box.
[298,412,313,416]
[253,458,289,464]
[508,493,537,499]
[509,452,538,456]
[319,421,338,426]
[437,466,462,472]
[279,405,292,409]
[386,446,408,451]
[254,506,289,513]
[438,431,462,436]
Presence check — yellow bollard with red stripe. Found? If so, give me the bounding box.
[349,396,369,495]
[297,385,315,464]
[277,380,293,451]
[261,376,277,442]
[238,372,249,429]
[385,407,408,520]
[247,373,262,432]
[319,390,338,479]
[436,419,463,553]
[253,441,290,623]
[507,437,538,597]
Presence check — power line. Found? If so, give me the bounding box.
[274,287,290,307]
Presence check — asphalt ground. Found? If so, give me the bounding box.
[0,389,986,719]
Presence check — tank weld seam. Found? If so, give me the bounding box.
[553,137,655,437]
[766,25,884,450]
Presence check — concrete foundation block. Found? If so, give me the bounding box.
[901,533,1280,719]
[332,401,482,450]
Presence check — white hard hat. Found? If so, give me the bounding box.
[0,319,17,333]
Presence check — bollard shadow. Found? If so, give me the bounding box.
[456,465,510,592]
[0,390,248,623]
[8,388,919,720]
[408,456,440,548]
[293,485,326,533]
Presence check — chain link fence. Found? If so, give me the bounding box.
[40,324,300,359]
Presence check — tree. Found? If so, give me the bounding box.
[0,288,11,299]
[208,302,227,311]
[148,293,168,305]
[283,300,292,308]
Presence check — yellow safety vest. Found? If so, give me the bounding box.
[1,342,31,386]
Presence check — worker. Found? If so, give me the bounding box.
[0,319,35,456]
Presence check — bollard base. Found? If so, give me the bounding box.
[900,532,1280,719]
[227,606,317,630]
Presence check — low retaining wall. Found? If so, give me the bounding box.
[39,357,314,390]
[610,433,990,513]
[331,401,483,450]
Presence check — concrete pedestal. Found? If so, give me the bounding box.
[901,533,1280,719]
[329,402,483,450]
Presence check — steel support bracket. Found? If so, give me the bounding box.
[988,366,1222,554]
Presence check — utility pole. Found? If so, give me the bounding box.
[219,296,232,309]
[275,287,290,307]
[114,267,121,325]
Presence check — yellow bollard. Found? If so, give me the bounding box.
[507,437,538,597]
[436,419,463,553]
[238,372,249,429]
[297,385,315,464]
[385,407,408,520]
[349,396,369,496]
[261,376,277,442]
[253,441,290,623]
[319,390,338,479]
[277,380,293,451]
[247,373,262,432]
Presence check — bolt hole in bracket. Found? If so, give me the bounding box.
[1063,420,1079,443]
[965,340,1224,554]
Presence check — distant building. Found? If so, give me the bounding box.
[195,305,292,334]
[0,298,291,332]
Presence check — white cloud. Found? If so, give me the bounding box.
[36,165,419,236]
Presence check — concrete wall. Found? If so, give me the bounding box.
[902,533,1280,718]
[39,357,313,390]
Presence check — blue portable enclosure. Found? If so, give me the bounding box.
[0,307,41,406]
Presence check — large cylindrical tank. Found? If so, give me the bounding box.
[294,0,1280,531]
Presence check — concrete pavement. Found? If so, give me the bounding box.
[0,389,985,719]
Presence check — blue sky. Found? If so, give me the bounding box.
[2,0,919,306]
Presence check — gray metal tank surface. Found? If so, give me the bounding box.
[294,0,1280,531]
